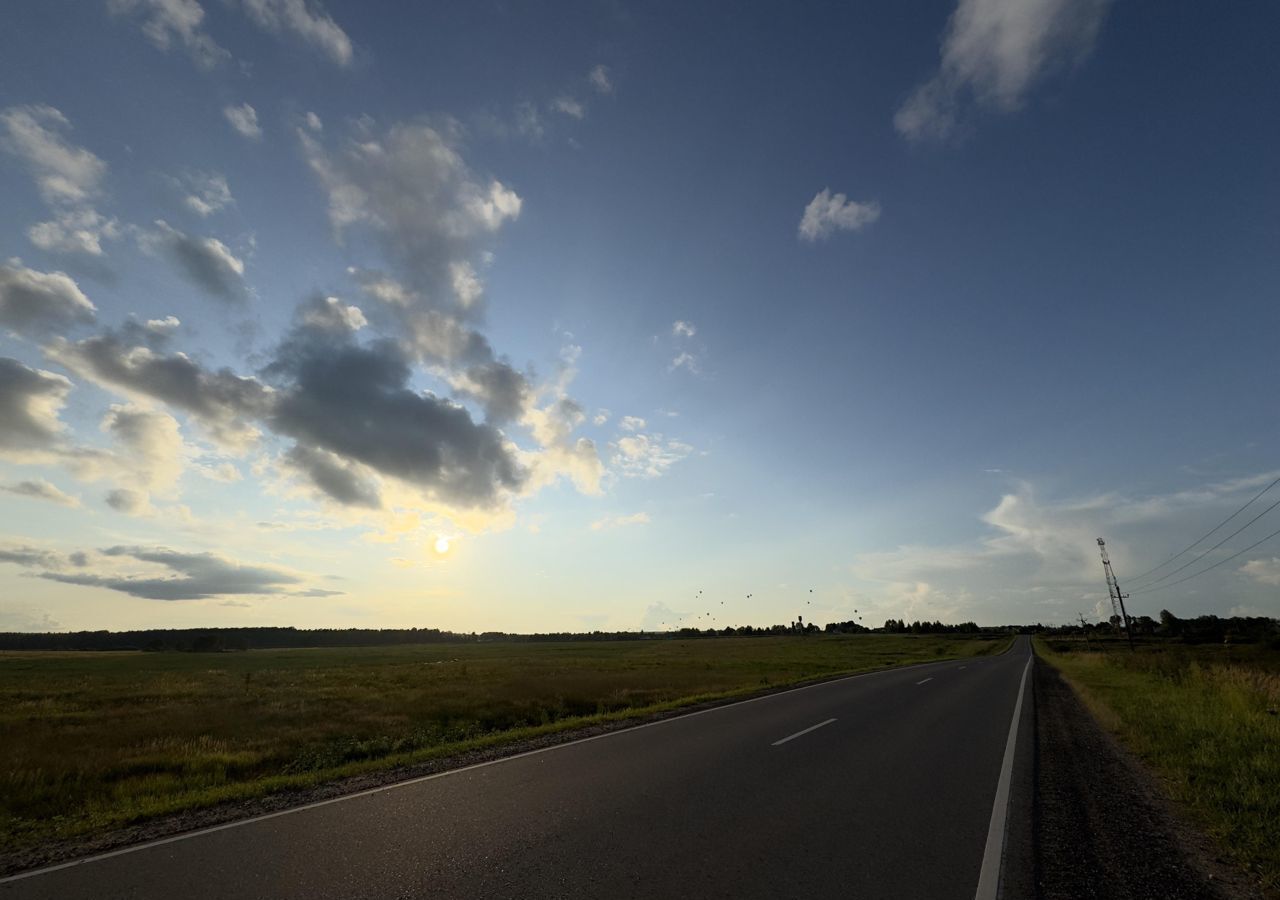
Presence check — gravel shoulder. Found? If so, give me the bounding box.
[1032,655,1274,900]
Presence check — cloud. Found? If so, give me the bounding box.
[104,487,152,515]
[672,320,696,339]
[45,331,273,450]
[1,105,107,205]
[1241,558,1280,587]
[283,444,381,508]
[2,105,121,257]
[265,325,525,508]
[223,103,262,140]
[0,357,72,457]
[589,65,613,95]
[102,404,185,493]
[593,409,610,426]
[240,0,353,66]
[590,512,650,532]
[39,545,301,600]
[301,121,520,301]
[798,189,881,241]
[107,0,231,69]
[0,544,65,569]
[551,96,585,119]
[1,479,80,507]
[177,171,234,216]
[668,351,700,375]
[619,416,646,433]
[611,432,693,479]
[0,261,97,337]
[140,220,248,300]
[298,294,366,332]
[895,0,1111,142]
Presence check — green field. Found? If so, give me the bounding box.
[1036,637,1280,891]
[0,634,1007,851]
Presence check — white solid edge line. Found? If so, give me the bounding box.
[0,644,1017,885]
[771,717,837,746]
[973,648,1033,900]
[916,677,933,685]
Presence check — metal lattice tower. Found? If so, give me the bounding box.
[1096,538,1135,650]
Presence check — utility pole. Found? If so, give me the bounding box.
[1096,538,1135,651]
[1077,613,1092,650]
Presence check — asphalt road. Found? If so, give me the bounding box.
[2,637,1034,900]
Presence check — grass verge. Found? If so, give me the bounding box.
[2,633,1007,851]
[1035,637,1280,892]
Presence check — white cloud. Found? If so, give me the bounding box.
[1241,558,1280,587]
[668,351,700,375]
[1,105,121,257]
[619,415,646,432]
[895,0,1111,142]
[304,111,323,131]
[107,0,230,69]
[611,432,693,479]
[552,96,585,119]
[592,409,610,426]
[672,320,696,339]
[590,512,650,532]
[589,65,613,95]
[798,189,881,241]
[178,171,234,216]
[240,0,353,67]
[223,103,262,140]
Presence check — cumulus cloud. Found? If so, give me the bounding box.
[1,105,106,205]
[589,64,613,95]
[798,189,881,241]
[1241,558,1280,587]
[1,105,120,257]
[283,444,381,508]
[0,261,97,337]
[46,331,273,450]
[39,545,301,600]
[108,0,230,69]
[302,121,520,301]
[102,404,186,494]
[239,0,353,66]
[223,103,262,140]
[590,512,650,531]
[140,220,248,300]
[0,357,72,457]
[668,351,700,375]
[1,479,80,507]
[619,415,646,432]
[176,171,234,216]
[265,325,525,508]
[895,0,1111,142]
[672,320,696,339]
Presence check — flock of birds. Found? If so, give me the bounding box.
[656,588,862,632]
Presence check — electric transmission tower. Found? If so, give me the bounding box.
[1096,538,1135,651]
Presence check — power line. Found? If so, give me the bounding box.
[1131,521,1280,596]
[1126,473,1280,586]
[1130,496,1280,591]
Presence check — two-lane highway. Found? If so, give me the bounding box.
[2,637,1035,899]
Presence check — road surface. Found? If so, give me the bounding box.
[2,637,1034,899]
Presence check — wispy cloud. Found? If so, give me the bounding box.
[798,189,881,242]
[590,512,650,531]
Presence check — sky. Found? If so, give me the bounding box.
[1,0,1278,634]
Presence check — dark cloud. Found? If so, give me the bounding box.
[40,545,300,600]
[46,332,272,449]
[104,487,147,514]
[0,356,71,453]
[0,545,63,568]
[265,327,525,507]
[284,444,381,508]
[144,221,248,302]
[0,262,97,337]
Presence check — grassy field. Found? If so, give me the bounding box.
[1035,637,1280,891]
[0,633,1007,851]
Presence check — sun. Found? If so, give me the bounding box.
[433,536,451,555]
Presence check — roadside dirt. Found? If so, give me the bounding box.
[1032,659,1273,900]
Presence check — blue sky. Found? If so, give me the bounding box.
[2,0,1278,633]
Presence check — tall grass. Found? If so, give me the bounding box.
[0,634,1006,851]
[1037,638,1280,891]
